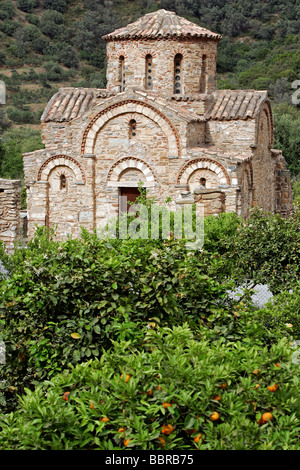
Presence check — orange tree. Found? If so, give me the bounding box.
[0,226,235,413]
[225,206,300,294]
[0,320,299,450]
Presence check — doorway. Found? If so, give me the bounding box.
[119,187,141,213]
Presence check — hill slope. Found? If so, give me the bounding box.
[0,0,300,179]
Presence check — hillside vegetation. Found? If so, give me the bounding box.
[0,0,300,183]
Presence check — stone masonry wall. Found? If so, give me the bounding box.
[106,38,218,96]
[206,119,256,152]
[0,179,21,251]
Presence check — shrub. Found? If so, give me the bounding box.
[40,10,64,39]
[227,207,300,294]
[0,227,234,411]
[6,106,38,124]
[261,282,300,341]
[16,0,39,13]
[0,323,299,450]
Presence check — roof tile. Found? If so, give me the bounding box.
[205,90,268,121]
[102,9,221,41]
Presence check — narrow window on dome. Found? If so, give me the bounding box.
[200,54,207,93]
[145,54,153,90]
[174,54,182,94]
[119,56,125,92]
[129,119,136,139]
[200,177,206,187]
[60,174,67,190]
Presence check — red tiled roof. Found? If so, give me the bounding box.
[41,88,268,123]
[41,87,202,123]
[206,90,268,120]
[41,88,107,122]
[102,9,222,41]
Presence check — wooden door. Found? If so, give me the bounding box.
[120,187,140,213]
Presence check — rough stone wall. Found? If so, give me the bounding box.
[0,179,21,251]
[205,119,256,152]
[106,38,218,96]
[194,189,226,216]
[23,149,95,239]
[251,106,275,212]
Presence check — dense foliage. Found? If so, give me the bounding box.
[0,205,300,449]
[226,206,300,294]
[0,321,299,450]
[0,225,234,412]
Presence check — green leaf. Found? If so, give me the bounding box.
[70,332,81,339]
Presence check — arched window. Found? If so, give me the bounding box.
[174,54,182,94]
[200,54,207,93]
[129,119,136,139]
[60,174,66,190]
[145,54,153,90]
[119,56,125,92]
[200,177,206,187]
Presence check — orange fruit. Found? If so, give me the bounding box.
[146,389,153,396]
[267,383,279,392]
[186,428,197,436]
[212,394,221,401]
[90,402,94,409]
[262,412,273,423]
[210,412,220,421]
[118,428,126,433]
[121,373,131,383]
[100,416,110,422]
[194,433,202,444]
[157,436,166,448]
[124,439,131,447]
[162,402,172,408]
[63,391,70,401]
[258,412,273,425]
[275,363,281,368]
[220,383,226,390]
[252,384,260,390]
[252,369,261,375]
[161,424,174,436]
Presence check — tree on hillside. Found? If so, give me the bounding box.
[0,139,5,176]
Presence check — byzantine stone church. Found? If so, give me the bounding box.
[23,9,293,239]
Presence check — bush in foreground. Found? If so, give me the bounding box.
[0,227,234,412]
[0,323,299,450]
[261,281,300,340]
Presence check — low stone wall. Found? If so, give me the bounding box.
[0,179,22,251]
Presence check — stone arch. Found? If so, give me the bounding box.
[141,49,157,59]
[37,155,85,184]
[177,158,230,186]
[240,162,254,218]
[81,100,181,156]
[241,161,253,189]
[107,156,157,184]
[255,101,273,148]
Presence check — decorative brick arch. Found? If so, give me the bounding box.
[177,158,230,185]
[37,155,86,183]
[241,161,253,188]
[81,100,181,156]
[141,50,157,59]
[107,156,158,183]
[256,101,274,148]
